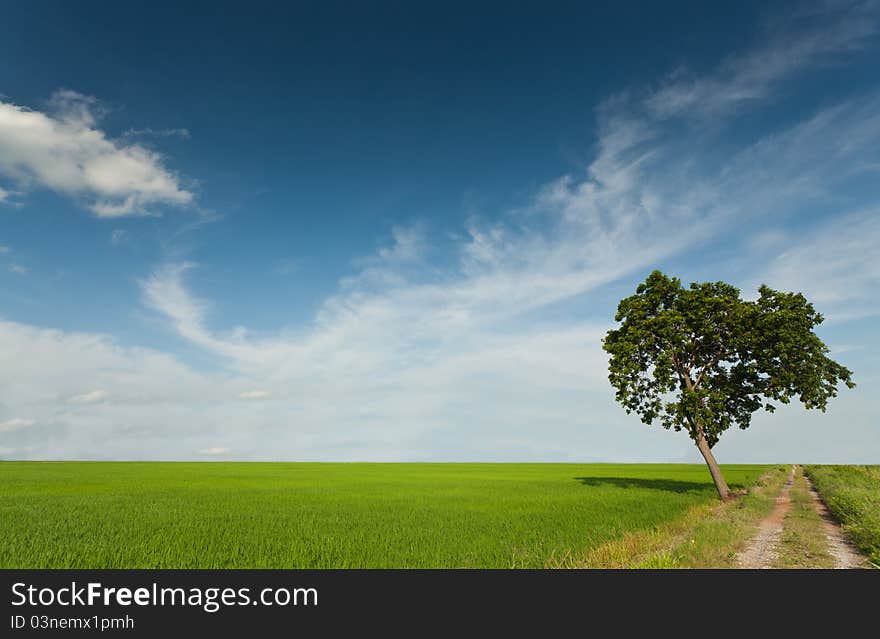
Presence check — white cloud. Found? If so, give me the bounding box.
[0,318,250,459]
[0,418,34,433]
[123,128,191,140]
[141,262,250,360]
[110,229,127,245]
[68,389,110,404]
[339,223,429,292]
[377,224,425,263]
[133,83,879,459]
[129,15,880,462]
[646,1,879,119]
[196,447,230,456]
[757,208,880,317]
[0,89,194,216]
[8,264,27,275]
[239,390,271,399]
[0,245,9,253]
[0,319,212,408]
[0,186,9,203]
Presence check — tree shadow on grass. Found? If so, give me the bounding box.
[574,476,713,495]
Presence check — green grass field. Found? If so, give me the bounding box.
[804,465,880,566]
[0,462,771,568]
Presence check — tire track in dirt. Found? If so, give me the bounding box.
[803,474,865,569]
[736,466,795,569]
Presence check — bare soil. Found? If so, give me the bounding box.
[736,466,795,569]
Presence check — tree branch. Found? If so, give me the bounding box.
[694,348,726,388]
[671,353,694,392]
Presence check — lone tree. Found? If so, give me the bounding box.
[603,270,854,500]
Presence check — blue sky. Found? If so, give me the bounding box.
[0,0,878,462]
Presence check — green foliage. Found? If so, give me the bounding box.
[0,461,768,568]
[805,465,880,564]
[603,270,854,447]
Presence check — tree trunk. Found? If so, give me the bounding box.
[694,431,731,501]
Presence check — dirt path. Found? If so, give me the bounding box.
[736,466,796,569]
[737,465,866,569]
[803,474,865,569]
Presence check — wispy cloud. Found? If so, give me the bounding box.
[141,262,253,361]
[0,89,194,217]
[646,0,880,119]
[68,389,110,404]
[8,264,27,275]
[129,4,880,461]
[239,390,271,400]
[0,245,9,253]
[0,418,34,433]
[196,447,230,456]
[756,208,880,318]
[122,127,191,140]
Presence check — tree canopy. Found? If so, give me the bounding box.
[603,270,854,499]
